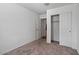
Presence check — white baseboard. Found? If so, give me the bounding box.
[2,38,36,55]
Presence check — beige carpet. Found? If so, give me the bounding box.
[4,39,78,55]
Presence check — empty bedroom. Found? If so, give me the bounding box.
[0,3,79,55]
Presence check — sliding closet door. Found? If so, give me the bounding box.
[60,12,72,48]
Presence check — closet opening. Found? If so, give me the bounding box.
[51,14,59,44]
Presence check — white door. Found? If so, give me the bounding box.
[60,12,72,48]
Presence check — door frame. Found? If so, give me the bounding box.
[51,14,59,42]
[47,4,77,49]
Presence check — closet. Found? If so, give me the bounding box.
[47,4,77,49]
[51,15,59,43]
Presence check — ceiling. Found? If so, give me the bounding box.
[18,3,72,15]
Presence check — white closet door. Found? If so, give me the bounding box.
[60,12,72,48]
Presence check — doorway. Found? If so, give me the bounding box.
[51,14,59,44]
[41,18,47,39]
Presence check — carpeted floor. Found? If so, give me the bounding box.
[4,39,78,55]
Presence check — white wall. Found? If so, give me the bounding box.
[76,4,79,54]
[35,15,41,40]
[40,14,46,19]
[0,3,40,54]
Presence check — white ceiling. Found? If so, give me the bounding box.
[18,3,72,14]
